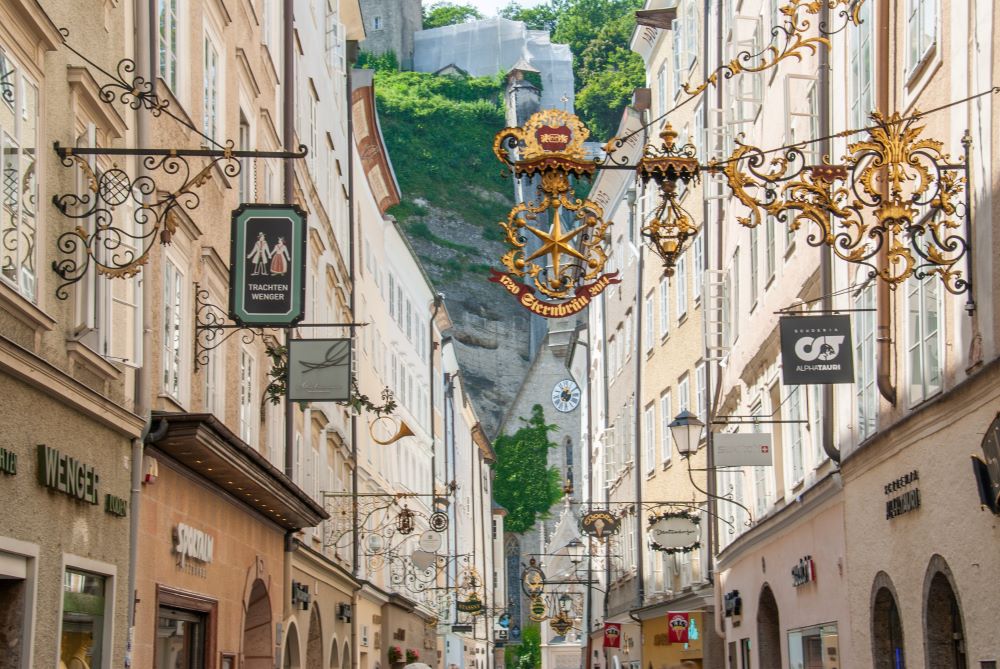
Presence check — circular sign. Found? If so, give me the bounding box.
[551,379,581,413]
[418,530,442,553]
[647,512,701,553]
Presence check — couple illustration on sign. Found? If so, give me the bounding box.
[247,231,291,276]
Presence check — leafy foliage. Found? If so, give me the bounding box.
[423,2,484,29]
[492,405,564,534]
[505,624,542,669]
[497,0,645,140]
[356,50,400,72]
[371,69,510,229]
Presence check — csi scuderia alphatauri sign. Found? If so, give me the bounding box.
[229,204,307,327]
[779,314,854,384]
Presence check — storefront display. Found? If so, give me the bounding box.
[60,570,106,669]
[787,623,839,669]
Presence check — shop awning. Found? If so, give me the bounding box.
[151,412,329,530]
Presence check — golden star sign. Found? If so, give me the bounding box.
[523,204,587,287]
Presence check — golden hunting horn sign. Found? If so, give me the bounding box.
[491,110,619,318]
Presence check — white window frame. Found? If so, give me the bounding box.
[692,234,703,301]
[849,0,874,131]
[750,225,759,306]
[660,391,672,465]
[239,347,257,446]
[158,0,182,94]
[644,404,655,474]
[906,276,943,405]
[675,254,688,320]
[786,385,804,486]
[905,0,938,79]
[658,277,670,338]
[678,375,690,414]
[643,293,654,353]
[0,47,39,301]
[695,361,707,429]
[161,256,189,404]
[202,29,221,142]
[854,282,877,440]
[785,74,820,166]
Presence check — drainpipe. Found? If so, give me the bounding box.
[629,184,645,611]
[581,330,593,663]
[818,2,841,461]
[430,295,443,498]
[347,42,360,578]
[125,3,156,664]
[875,0,897,407]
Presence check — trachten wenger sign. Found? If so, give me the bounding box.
[779,314,854,384]
[714,433,773,467]
[229,204,306,327]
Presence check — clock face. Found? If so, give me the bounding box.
[551,379,581,413]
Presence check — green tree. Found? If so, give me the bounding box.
[505,624,542,669]
[498,2,559,31]
[492,405,564,534]
[423,2,484,29]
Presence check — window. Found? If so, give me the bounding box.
[671,0,697,98]
[239,348,256,445]
[730,250,740,341]
[388,273,396,315]
[906,0,937,76]
[325,2,345,71]
[373,15,383,30]
[624,312,633,360]
[608,336,617,378]
[657,64,666,116]
[644,295,654,353]
[676,254,688,319]
[750,226,759,305]
[203,337,224,417]
[660,391,672,464]
[644,404,655,474]
[61,569,108,669]
[788,623,839,669]
[658,277,670,338]
[786,75,820,165]
[159,0,180,92]
[238,112,251,202]
[849,0,874,130]
[0,48,38,300]
[156,607,207,668]
[751,403,770,518]
[906,276,942,404]
[202,33,220,141]
[786,385,804,484]
[678,375,690,414]
[162,259,186,401]
[692,235,703,300]
[695,361,707,429]
[854,282,877,440]
[765,214,776,282]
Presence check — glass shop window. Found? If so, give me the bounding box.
[156,606,207,669]
[787,623,839,669]
[60,569,107,669]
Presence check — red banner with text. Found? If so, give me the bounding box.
[488,269,621,318]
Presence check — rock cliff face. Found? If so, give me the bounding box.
[397,202,532,438]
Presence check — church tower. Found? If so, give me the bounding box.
[358,0,423,69]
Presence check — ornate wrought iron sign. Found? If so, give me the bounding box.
[229,204,307,326]
[492,110,618,318]
[456,594,483,615]
[779,315,854,384]
[528,595,547,622]
[550,611,573,636]
[972,413,1000,514]
[580,510,621,540]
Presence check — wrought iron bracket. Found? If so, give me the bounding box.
[194,284,281,372]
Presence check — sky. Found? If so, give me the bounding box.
[452,0,549,17]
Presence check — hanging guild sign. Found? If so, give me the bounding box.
[580,510,621,540]
[229,204,307,327]
[550,613,573,636]
[603,623,621,648]
[667,612,690,644]
[491,110,618,318]
[287,339,352,402]
[529,596,547,622]
[713,433,773,467]
[972,412,1000,514]
[456,594,483,615]
[779,315,854,384]
[647,512,701,553]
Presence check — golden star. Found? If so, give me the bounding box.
[523,204,587,284]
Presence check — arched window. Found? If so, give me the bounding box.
[871,573,905,669]
[757,584,781,669]
[924,557,966,669]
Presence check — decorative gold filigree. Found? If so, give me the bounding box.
[682,0,864,98]
[710,110,971,295]
[493,110,611,302]
[637,124,702,275]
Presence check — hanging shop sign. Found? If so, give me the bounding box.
[667,612,690,644]
[286,339,352,402]
[456,594,483,615]
[451,624,473,633]
[603,623,621,648]
[37,445,99,505]
[884,470,921,520]
[291,581,311,610]
[550,612,573,636]
[529,596,548,622]
[647,511,701,554]
[714,433,773,467]
[0,447,17,476]
[229,204,307,327]
[791,556,816,588]
[972,413,1000,514]
[779,315,854,385]
[521,562,546,597]
[580,510,621,540]
[723,590,743,626]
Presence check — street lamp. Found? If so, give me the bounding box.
[566,538,585,565]
[669,410,704,457]
[558,593,573,614]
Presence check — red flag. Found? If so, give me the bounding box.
[603,623,621,648]
[667,612,690,644]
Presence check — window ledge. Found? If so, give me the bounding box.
[0,280,55,344]
[65,340,123,387]
[784,241,796,260]
[662,459,673,471]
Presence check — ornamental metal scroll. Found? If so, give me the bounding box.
[710,110,973,304]
[681,0,866,98]
[194,283,279,372]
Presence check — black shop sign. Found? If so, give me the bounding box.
[229,204,307,327]
[780,314,854,385]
